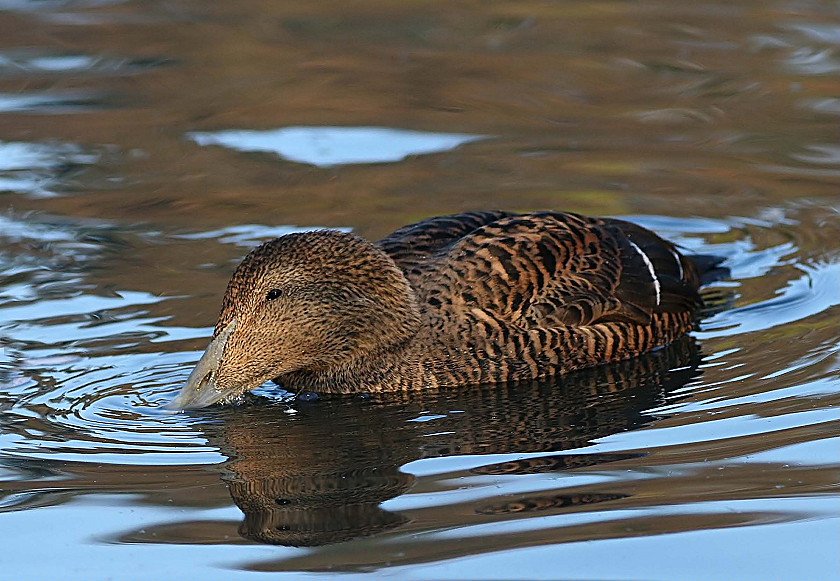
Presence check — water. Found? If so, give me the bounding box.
[1,1,838,580]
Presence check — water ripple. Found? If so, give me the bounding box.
[0,215,216,466]
[0,90,111,114]
[0,141,99,197]
[0,49,172,77]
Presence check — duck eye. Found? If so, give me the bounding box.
[266,289,283,301]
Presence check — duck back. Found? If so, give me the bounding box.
[374,211,720,388]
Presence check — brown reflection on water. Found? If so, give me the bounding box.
[0,457,228,511]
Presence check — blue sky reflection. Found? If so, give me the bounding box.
[188,126,487,167]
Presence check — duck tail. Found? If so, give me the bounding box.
[687,253,732,315]
[687,253,729,285]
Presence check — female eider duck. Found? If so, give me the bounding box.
[173,211,718,408]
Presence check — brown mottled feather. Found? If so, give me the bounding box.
[377,210,516,270]
[204,211,716,397]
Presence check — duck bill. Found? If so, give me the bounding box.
[169,319,239,410]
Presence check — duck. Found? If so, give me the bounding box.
[172,210,720,409]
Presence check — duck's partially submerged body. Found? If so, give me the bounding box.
[173,211,720,409]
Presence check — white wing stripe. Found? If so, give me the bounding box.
[670,247,684,279]
[628,240,661,306]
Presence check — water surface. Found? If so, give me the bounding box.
[0,1,838,580]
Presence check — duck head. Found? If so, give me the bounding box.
[171,230,420,409]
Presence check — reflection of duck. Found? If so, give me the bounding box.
[203,336,703,546]
[174,211,723,408]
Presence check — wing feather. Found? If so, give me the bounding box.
[400,211,702,330]
[376,211,515,271]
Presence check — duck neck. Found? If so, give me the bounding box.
[278,334,422,395]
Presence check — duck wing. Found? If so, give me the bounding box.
[377,210,516,271]
[417,211,701,329]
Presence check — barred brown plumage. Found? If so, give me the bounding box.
[171,210,723,408]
